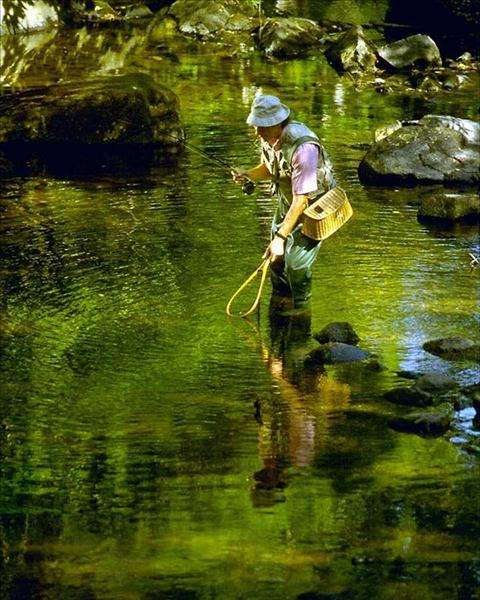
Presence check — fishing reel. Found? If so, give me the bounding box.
[242,179,256,195]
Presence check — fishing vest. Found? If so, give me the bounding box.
[260,121,336,205]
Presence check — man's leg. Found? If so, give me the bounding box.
[284,233,321,309]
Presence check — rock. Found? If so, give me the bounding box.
[358,115,480,185]
[313,322,359,345]
[0,73,183,176]
[125,5,153,20]
[169,0,257,37]
[378,34,442,70]
[462,383,480,406]
[324,25,377,74]
[255,17,324,58]
[3,0,59,33]
[384,386,433,407]
[389,404,453,436]
[305,342,370,365]
[415,372,458,393]
[418,193,480,223]
[396,370,422,380]
[375,121,402,142]
[423,337,480,362]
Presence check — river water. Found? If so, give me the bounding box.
[0,14,479,600]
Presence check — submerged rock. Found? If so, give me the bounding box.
[255,17,324,58]
[418,193,480,223]
[378,34,442,70]
[313,322,359,345]
[305,342,370,365]
[324,25,377,74]
[433,191,471,216]
[384,386,434,407]
[415,372,459,393]
[0,73,183,176]
[358,115,480,185]
[423,337,480,362]
[389,404,453,436]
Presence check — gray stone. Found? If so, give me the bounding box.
[418,193,480,222]
[384,386,433,407]
[389,404,453,436]
[423,337,480,362]
[325,25,377,74]
[256,17,324,58]
[415,372,459,393]
[358,115,480,185]
[378,34,442,70]
[313,322,360,345]
[305,342,370,365]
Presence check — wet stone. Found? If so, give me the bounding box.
[418,193,480,223]
[389,404,453,436]
[313,322,360,345]
[384,386,433,407]
[415,372,459,393]
[305,342,370,365]
[423,337,480,362]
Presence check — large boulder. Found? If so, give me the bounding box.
[0,73,183,176]
[169,0,257,37]
[378,34,442,70]
[358,115,480,185]
[418,193,480,223]
[255,17,324,58]
[313,322,360,345]
[324,26,377,74]
[423,337,480,361]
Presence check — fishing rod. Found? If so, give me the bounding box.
[165,131,256,195]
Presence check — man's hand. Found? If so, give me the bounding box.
[263,235,285,262]
[231,169,249,184]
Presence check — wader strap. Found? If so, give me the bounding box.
[226,258,271,318]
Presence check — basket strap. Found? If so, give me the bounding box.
[226,258,271,318]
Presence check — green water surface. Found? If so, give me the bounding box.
[0,15,479,600]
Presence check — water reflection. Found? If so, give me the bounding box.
[1,13,479,600]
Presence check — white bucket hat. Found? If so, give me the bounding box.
[246,94,290,127]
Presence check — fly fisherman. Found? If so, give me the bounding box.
[232,94,336,313]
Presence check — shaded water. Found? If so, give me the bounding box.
[1,18,480,600]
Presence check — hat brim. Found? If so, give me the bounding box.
[246,105,290,127]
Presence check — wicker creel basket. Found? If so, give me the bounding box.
[301,187,353,241]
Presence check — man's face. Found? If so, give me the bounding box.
[255,125,282,146]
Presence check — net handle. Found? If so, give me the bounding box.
[226,258,271,318]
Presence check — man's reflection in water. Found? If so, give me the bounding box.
[251,306,350,506]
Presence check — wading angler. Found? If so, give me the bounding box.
[233,94,337,312]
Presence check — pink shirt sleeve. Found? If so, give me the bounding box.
[291,143,319,195]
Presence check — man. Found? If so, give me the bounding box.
[233,94,336,312]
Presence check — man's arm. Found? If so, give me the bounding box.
[232,162,270,183]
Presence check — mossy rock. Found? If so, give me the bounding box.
[256,17,324,58]
[418,193,480,223]
[423,337,480,362]
[389,404,453,436]
[313,322,360,345]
